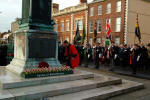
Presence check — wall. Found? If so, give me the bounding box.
[127,0,150,44]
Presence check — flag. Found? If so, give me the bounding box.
[106,20,111,37]
[81,24,86,44]
[135,14,141,43]
[74,23,81,44]
[106,19,112,41]
[93,22,97,43]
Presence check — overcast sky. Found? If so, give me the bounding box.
[0,0,92,32]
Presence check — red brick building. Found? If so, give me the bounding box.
[52,0,88,44]
[88,0,126,45]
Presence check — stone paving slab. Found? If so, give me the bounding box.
[0,67,94,89]
[79,67,149,100]
[114,70,150,80]
[48,80,144,100]
[0,90,15,100]
[5,75,121,100]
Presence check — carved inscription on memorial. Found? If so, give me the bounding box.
[28,33,56,58]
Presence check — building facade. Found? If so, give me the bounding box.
[88,0,126,45]
[11,18,20,34]
[52,0,88,44]
[88,0,150,45]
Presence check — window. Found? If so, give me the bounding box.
[106,3,111,14]
[97,38,101,43]
[98,5,102,15]
[90,7,94,16]
[60,22,64,32]
[89,21,93,33]
[97,20,102,32]
[75,19,83,30]
[89,38,93,46]
[115,37,120,45]
[116,1,121,12]
[66,21,69,31]
[116,17,121,32]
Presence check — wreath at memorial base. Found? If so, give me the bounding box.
[38,62,49,68]
[22,66,73,78]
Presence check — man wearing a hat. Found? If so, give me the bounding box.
[76,41,84,65]
[95,42,103,69]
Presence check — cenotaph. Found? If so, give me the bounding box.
[6,0,71,77]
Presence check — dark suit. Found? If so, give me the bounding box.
[95,46,102,68]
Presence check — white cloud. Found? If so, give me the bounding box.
[0,0,93,32]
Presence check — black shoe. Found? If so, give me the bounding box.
[109,68,114,71]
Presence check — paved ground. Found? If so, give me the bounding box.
[82,63,150,79]
[78,67,150,100]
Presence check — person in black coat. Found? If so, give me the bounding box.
[0,42,8,66]
[122,44,130,67]
[139,44,148,70]
[76,42,84,65]
[109,42,119,71]
[132,44,141,75]
[119,44,124,66]
[95,42,103,69]
[58,42,65,64]
[85,44,93,67]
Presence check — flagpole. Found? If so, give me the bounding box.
[134,13,138,44]
[134,33,136,44]
[137,14,141,44]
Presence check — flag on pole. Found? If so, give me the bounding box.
[106,19,112,40]
[74,23,81,44]
[106,20,111,37]
[93,22,97,43]
[81,24,86,44]
[135,14,141,43]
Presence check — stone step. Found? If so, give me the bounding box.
[48,80,144,100]
[0,75,121,100]
[0,68,94,89]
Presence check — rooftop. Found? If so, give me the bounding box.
[53,3,88,17]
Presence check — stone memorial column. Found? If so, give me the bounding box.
[7,0,61,76]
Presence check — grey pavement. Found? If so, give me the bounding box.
[81,63,150,80]
[78,67,150,100]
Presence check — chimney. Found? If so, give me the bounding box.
[52,3,59,13]
[80,0,87,4]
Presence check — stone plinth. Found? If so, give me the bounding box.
[6,29,61,76]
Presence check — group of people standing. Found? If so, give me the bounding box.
[58,40,150,75]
